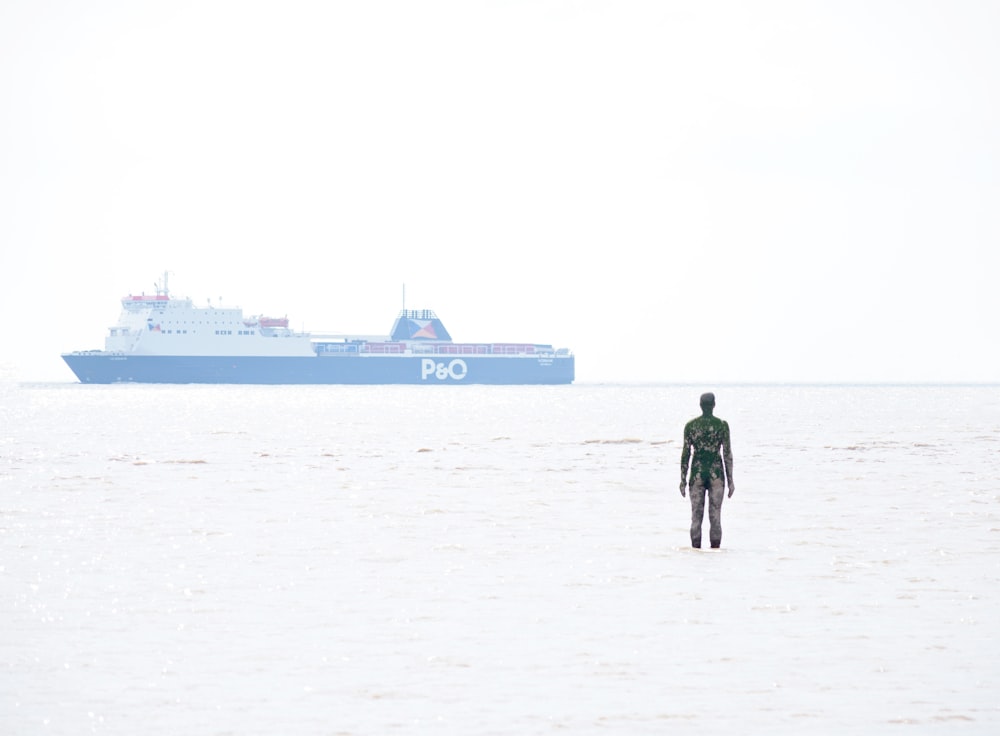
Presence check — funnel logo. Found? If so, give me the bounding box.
[421,358,468,381]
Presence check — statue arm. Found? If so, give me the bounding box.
[679,425,691,495]
[722,421,734,494]
[681,425,692,481]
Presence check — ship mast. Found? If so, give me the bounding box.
[155,271,171,298]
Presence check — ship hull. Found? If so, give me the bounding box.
[61,353,575,385]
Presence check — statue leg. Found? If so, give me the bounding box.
[708,477,725,548]
[689,477,707,548]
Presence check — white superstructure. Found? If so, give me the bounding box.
[103,275,315,358]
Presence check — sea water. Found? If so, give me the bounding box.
[2,380,998,734]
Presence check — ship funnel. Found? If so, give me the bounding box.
[389,310,452,341]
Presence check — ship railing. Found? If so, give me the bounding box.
[361,342,406,354]
[315,343,359,355]
[417,343,563,356]
[313,341,572,357]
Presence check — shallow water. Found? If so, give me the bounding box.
[2,382,999,734]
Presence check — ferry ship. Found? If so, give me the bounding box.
[61,275,575,385]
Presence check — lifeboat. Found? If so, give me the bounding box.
[259,316,289,328]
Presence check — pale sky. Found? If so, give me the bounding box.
[2,1,998,383]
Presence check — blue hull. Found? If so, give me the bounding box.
[62,353,575,385]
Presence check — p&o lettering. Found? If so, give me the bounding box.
[420,358,468,381]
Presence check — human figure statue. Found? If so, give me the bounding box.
[680,392,735,548]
